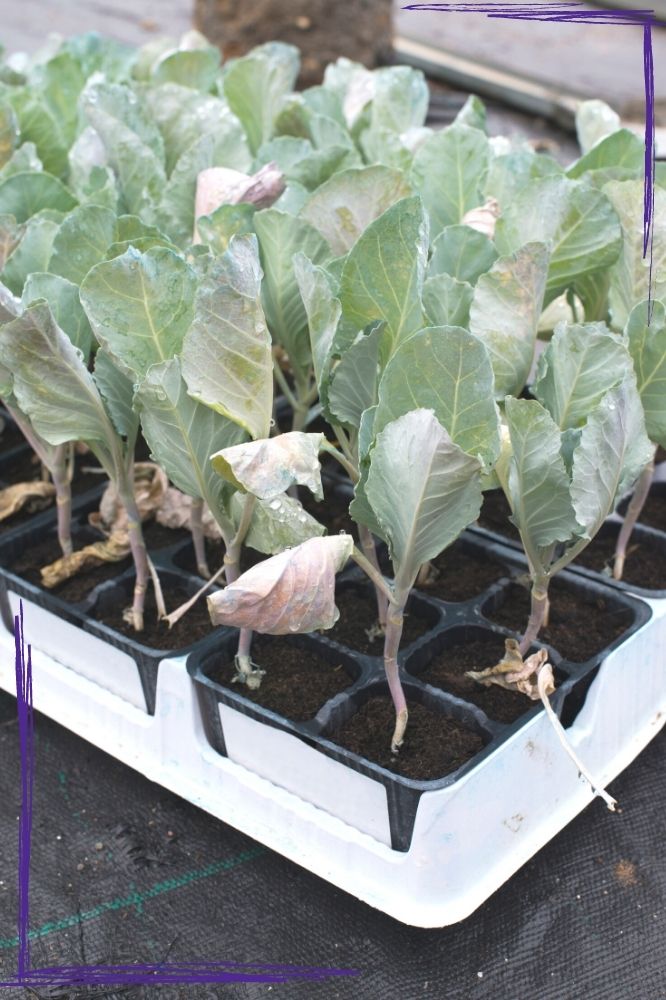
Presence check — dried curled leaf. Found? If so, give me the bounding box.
[461,198,500,239]
[0,480,55,521]
[41,463,169,589]
[41,534,130,589]
[90,462,169,536]
[465,638,555,701]
[155,487,222,539]
[207,534,353,634]
[211,432,324,500]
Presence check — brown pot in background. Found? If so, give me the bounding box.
[194,0,394,85]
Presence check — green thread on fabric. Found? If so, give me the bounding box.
[0,846,265,950]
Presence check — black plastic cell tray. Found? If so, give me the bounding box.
[0,503,230,715]
[188,532,651,852]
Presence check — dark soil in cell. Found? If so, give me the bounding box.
[418,541,508,603]
[477,490,520,540]
[0,420,26,452]
[173,538,266,577]
[414,637,532,725]
[655,446,666,464]
[326,588,431,654]
[141,520,191,551]
[9,533,133,602]
[575,533,666,591]
[486,581,633,663]
[329,697,485,781]
[630,489,666,533]
[8,519,193,603]
[300,487,355,536]
[97,579,214,650]
[207,635,354,721]
[2,449,42,485]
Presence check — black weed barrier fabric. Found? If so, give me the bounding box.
[0,688,665,1000]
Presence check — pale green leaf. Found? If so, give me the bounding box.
[534,321,632,430]
[495,176,622,301]
[571,375,652,538]
[575,100,621,155]
[469,242,550,398]
[0,103,18,167]
[22,272,93,357]
[254,208,331,379]
[197,203,256,254]
[0,142,42,180]
[0,213,23,270]
[151,47,220,91]
[428,224,498,284]
[625,299,666,447]
[362,408,483,585]
[80,245,196,380]
[0,300,115,448]
[1,211,61,296]
[504,396,579,552]
[93,348,139,440]
[410,124,489,237]
[455,95,487,133]
[338,195,427,360]
[327,325,383,429]
[222,42,300,155]
[604,180,666,330]
[0,171,75,222]
[134,356,244,534]
[48,203,117,284]
[567,129,643,183]
[423,273,473,328]
[374,326,500,467]
[182,235,273,439]
[300,165,411,257]
[235,491,325,555]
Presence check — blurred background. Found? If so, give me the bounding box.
[1,0,664,155]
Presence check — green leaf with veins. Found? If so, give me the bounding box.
[604,180,666,331]
[495,176,622,303]
[300,165,411,257]
[338,196,427,362]
[327,325,383,429]
[0,171,76,222]
[428,224,498,284]
[360,408,483,587]
[222,42,300,155]
[80,245,196,380]
[182,234,273,440]
[423,273,473,328]
[570,375,652,539]
[0,301,116,449]
[469,242,549,398]
[232,491,325,556]
[625,299,666,448]
[1,211,62,296]
[22,272,94,357]
[534,321,631,430]
[134,356,244,536]
[503,396,579,554]
[410,124,489,238]
[94,349,139,440]
[374,326,500,468]
[254,208,331,381]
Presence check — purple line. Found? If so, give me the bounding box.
[402,1,658,316]
[8,599,358,989]
[14,604,33,980]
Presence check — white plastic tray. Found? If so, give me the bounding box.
[1,594,664,928]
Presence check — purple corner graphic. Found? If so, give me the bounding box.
[1,604,359,991]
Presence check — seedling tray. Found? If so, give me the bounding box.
[0,521,663,926]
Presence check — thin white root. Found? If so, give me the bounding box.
[391,707,408,755]
[537,666,617,812]
[147,555,167,620]
[164,561,227,627]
